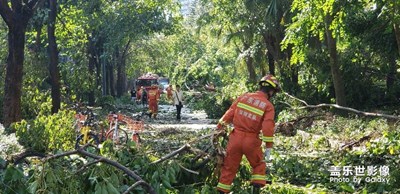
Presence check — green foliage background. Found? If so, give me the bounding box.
[1,0,400,193]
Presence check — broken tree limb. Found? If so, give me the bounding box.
[151,130,225,165]
[283,92,400,120]
[76,159,103,174]
[193,156,212,170]
[151,144,191,164]
[42,144,156,194]
[122,181,146,194]
[340,132,379,151]
[177,162,200,175]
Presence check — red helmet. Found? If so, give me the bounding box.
[259,74,281,92]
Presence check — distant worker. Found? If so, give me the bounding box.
[140,87,148,108]
[173,85,184,121]
[148,85,161,119]
[166,84,173,102]
[215,74,281,194]
[130,88,137,102]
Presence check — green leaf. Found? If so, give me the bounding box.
[4,166,24,182]
[94,182,102,194]
[106,182,120,194]
[152,171,159,180]
[340,183,355,193]
[161,176,172,189]
[28,181,39,194]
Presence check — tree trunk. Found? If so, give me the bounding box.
[1,0,44,127]
[3,24,25,127]
[109,63,115,97]
[394,22,400,57]
[87,35,96,105]
[393,22,400,100]
[245,56,256,83]
[243,44,257,83]
[35,24,42,52]
[116,41,130,97]
[116,51,123,97]
[267,51,275,75]
[325,15,346,106]
[48,0,61,113]
[386,55,397,100]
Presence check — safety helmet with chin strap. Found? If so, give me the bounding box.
[259,74,281,92]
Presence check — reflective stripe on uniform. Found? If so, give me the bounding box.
[217,182,232,191]
[251,174,267,181]
[261,136,273,142]
[237,103,264,116]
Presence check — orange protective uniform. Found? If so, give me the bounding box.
[216,91,275,193]
[148,87,160,117]
[166,86,173,100]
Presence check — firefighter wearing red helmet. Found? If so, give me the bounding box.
[215,74,281,193]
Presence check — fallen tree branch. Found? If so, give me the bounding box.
[122,181,146,194]
[283,92,400,120]
[284,92,309,106]
[193,156,212,170]
[177,162,199,175]
[191,145,212,163]
[76,159,103,174]
[300,103,400,120]
[42,144,156,194]
[43,148,80,161]
[340,132,379,151]
[151,144,191,164]
[150,130,224,165]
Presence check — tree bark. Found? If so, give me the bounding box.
[325,15,346,106]
[267,51,275,75]
[243,43,257,83]
[1,0,45,127]
[48,0,61,113]
[109,63,115,97]
[116,41,130,97]
[394,23,400,57]
[3,23,25,127]
[115,47,122,97]
[35,24,42,52]
[87,35,96,105]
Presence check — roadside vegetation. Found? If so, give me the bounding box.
[1,0,400,193]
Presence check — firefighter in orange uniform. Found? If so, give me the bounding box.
[166,84,173,101]
[215,74,281,193]
[148,85,161,118]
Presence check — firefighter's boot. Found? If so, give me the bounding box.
[147,111,152,118]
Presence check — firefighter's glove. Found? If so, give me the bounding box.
[216,123,223,130]
[212,130,225,145]
[264,148,272,162]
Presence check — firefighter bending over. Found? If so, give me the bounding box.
[215,74,281,193]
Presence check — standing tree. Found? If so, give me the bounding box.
[0,0,45,127]
[48,0,61,113]
[283,0,347,106]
